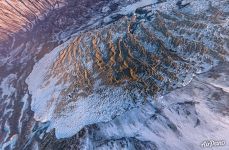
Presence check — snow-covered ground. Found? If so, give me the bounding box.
[92,71,229,150]
[0,0,226,149]
[25,0,229,142]
[37,63,229,149]
[26,38,140,138]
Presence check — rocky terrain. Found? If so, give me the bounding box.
[0,0,66,42]
[0,0,229,150]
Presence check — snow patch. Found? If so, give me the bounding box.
[18,94,29,133]
[120,0,153,15]
[1,134,18,150]
[0,74,17,98]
